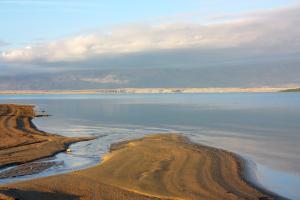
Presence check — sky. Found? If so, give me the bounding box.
[0,0,298,49]
[0,0,300,89]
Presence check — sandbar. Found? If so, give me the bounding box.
[0,132,277,199]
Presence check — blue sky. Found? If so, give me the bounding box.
[0,0,298,49]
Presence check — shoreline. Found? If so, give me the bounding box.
[0,131,281,199]
[0,87,296,95]
[0,104,95,171]
[181,136,284,199]
[235,154,286,200]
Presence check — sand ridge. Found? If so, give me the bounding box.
[1,133,277,200]
[0,104,94,168]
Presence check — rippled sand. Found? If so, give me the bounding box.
[0,104,93,169]
[1,133,276,199]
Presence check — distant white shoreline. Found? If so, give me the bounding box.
[0,87,297,94]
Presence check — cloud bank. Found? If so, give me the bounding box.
[1,5,299,63]
[1,5,300,90]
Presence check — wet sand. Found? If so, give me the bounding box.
[0,131,276,199]
[0,104,94,169]
[0,161,63,179]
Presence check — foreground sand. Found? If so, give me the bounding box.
[0,133,276,200]
[0,104,93,169]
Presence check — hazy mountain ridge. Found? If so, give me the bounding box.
[1,57,299,90]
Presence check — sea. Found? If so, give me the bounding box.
[0,93,299,199]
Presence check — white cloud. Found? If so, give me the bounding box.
[80,74,129,84]
[1,5,300,63]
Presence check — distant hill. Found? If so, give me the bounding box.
[281,88,300,92]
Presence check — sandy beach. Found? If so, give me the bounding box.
[0,104,94,170]
[0,106,277,200]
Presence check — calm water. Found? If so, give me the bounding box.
[0,93,299,199]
